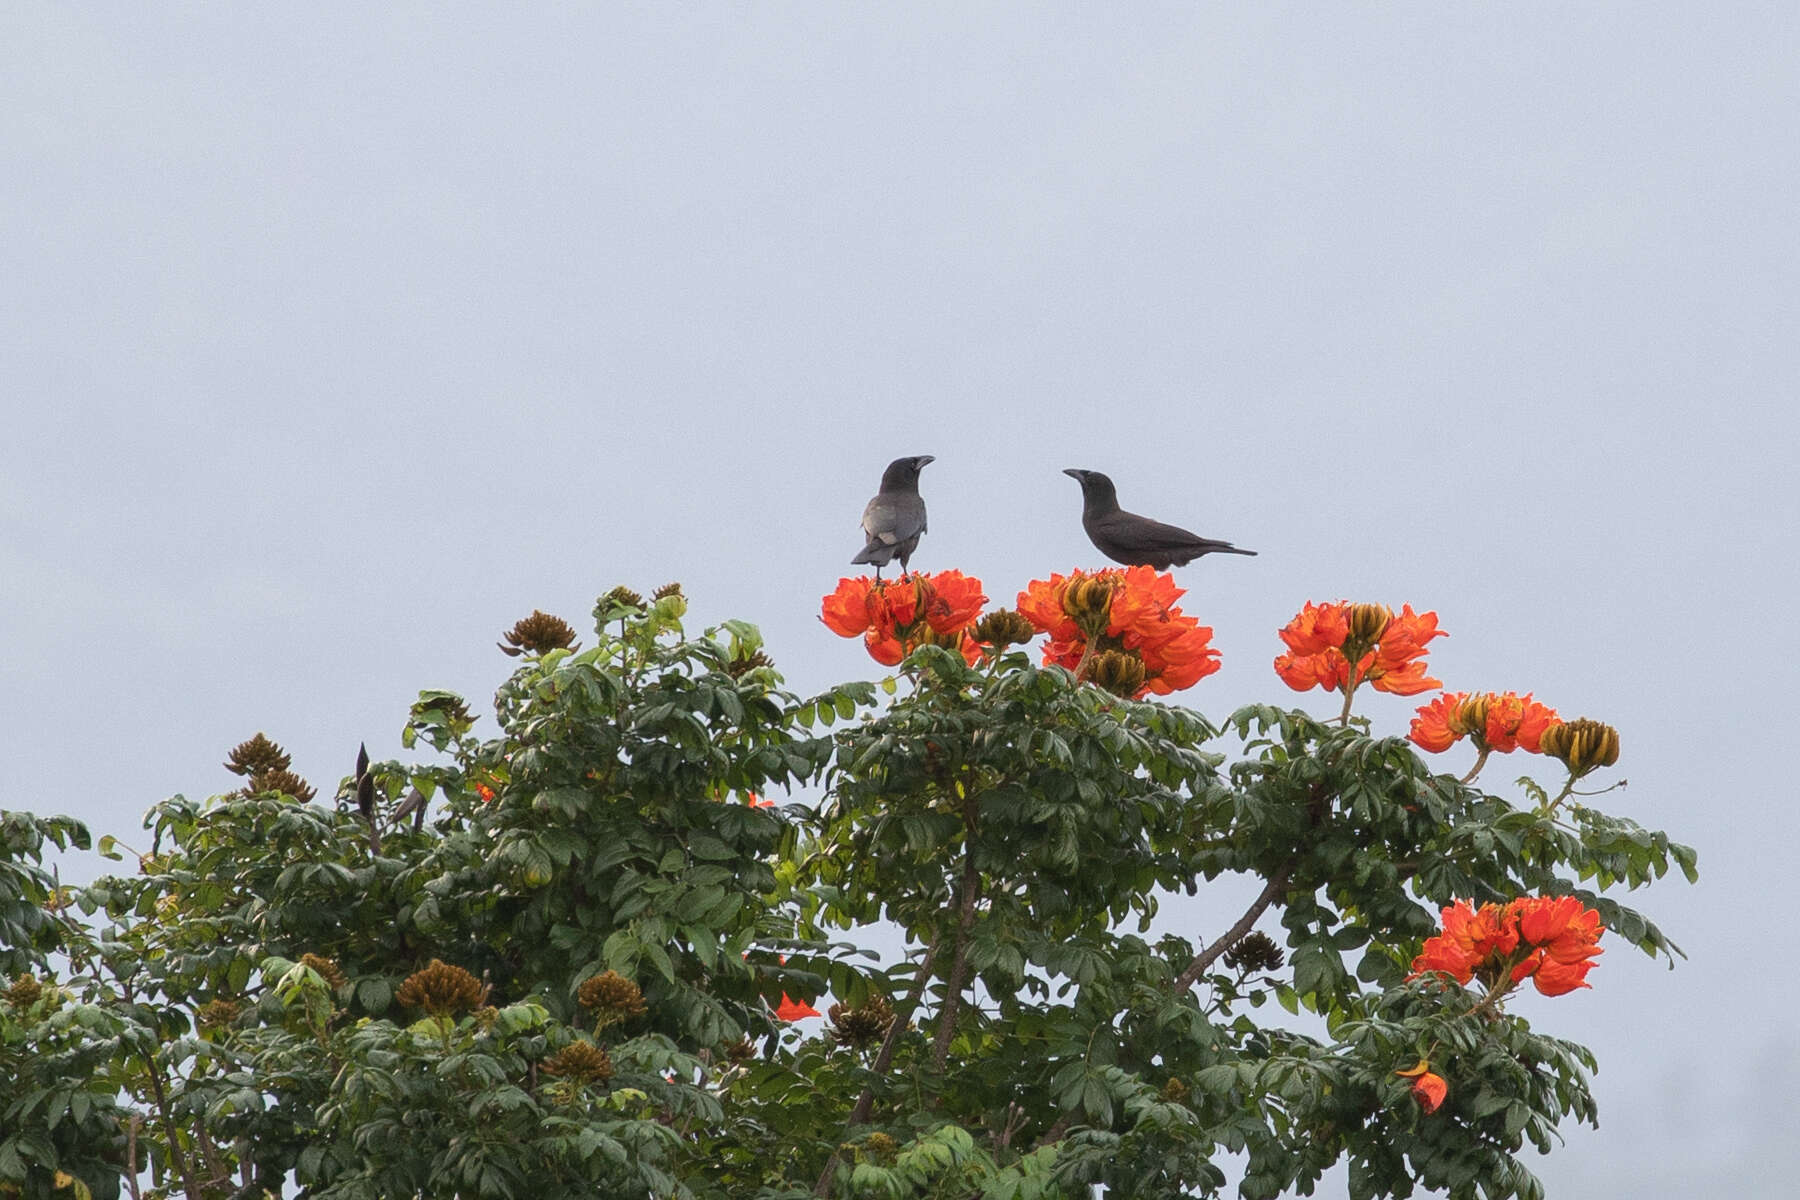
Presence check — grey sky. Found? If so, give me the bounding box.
[5,5,1796,1195]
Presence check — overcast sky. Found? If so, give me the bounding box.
[5,5,1797,1196]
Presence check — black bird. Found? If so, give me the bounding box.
[852,455,934,578]
[1063,469,1256,570]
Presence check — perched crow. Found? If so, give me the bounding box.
[852,456,934,578]
[1064,469,1256,570]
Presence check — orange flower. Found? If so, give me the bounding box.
[475,783,496,803]
[1016,567,1220,698]
[774,994,821,1021]
[1410,900,1519,984]
[820,572,988,666]
[1408,692,1466,753]
[1395,1061,1448,1113]
[1409,692,1560,755]
[1275,601,1443,699]
[746,793,772,808]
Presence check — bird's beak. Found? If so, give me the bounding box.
[916,455,936,469]
[1062,468,1086,481]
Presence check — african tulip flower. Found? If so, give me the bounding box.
[821,571,988,666]
[1409,692,1560,756]
[1396,1061,1448,1114]
[1274,600,1444,707]
[1016,567,1220,698]
[1412,896,1604,999]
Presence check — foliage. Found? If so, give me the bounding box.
[0,580,1693,1199]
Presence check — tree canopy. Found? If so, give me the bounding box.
[1,574,1693,1200]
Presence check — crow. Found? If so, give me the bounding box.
[852,456,934,578]
[1064,469,1256,569]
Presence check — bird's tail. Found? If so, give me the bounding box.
[851,541,890,565]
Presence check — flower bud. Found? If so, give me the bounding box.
[1083,649,1146,698]
[1540,718,1621,775]
[1345,602,1393,647]
[396,959,485,1017]
[499,610,579,657]
[542,1039,614,1085]
[973,609,1036,650]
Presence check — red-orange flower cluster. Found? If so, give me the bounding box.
[1411,896,1604,998]
[1015,567,1220,698]
[820,571,987,666]
[1409,691,1561,755]
[1274,601,1444,698]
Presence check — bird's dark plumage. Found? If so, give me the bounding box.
[852,456,934,577]
[1064,469,1256,570]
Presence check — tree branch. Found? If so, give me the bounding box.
[812,936,940,1197]
[1172,866,1293,995]
[930,822,982,1071]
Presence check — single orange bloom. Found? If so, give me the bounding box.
[821,577,876,637]
[1409,692,1468,753]
[1278,601,1351,656]
[1505,895,1603,996]
[1020,568,1219,698]
[1409,900,1519,983]
[746,792,772,808]
[1483,692,1560,754]
[922,570,988,635]
[1395,1060,1448,1113]
[1015,573,1080,643]
[1140,623,1223,694]
[774,993,820,1021]
[475,783,496,803]
[822,572,988,666]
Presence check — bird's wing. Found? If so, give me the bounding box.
[862,495,926,546]
[1099,511,1211,553]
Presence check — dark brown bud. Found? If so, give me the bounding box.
[224,733,291,778]
[828,996,895,1048]
[577,970,648,1027]
[652,582,684,600]
[396,959,484,1017]
[1223,931,1286,975]
[727,649,775,678]
[4,975,43,1009]
[499,610,580,657]
[245,769,316,803]
[542,1039,614,1086]
[297,953,347,990]
[197,998,241,1030]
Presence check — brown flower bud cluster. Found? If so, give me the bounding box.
[827,995,895,1048]
[727,649,775,678]
[396,959,484,1017]
[197,998,241,1030]
[577,970,648,1029]
[543,1039,614,1086]
[1223,931,1286,975]
[298,953,347,990]
[225,734,316,801]
[4,974,43,1008]
[499,610,580,657]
